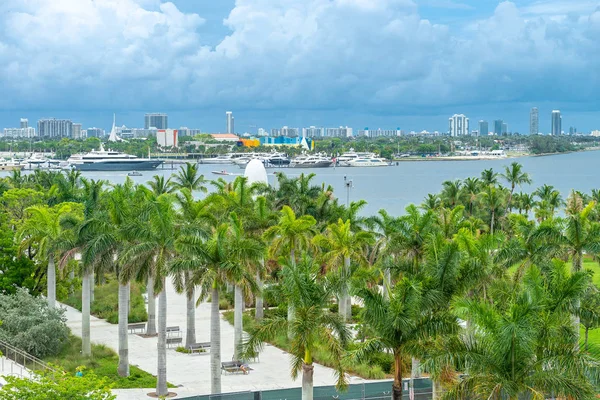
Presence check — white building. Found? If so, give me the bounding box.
[2,127,36,138]
[226,111,234,134]
[257,128,268,137]
[72,123,83,140]
[302,126,325,138]
[271,126,299,137]
[325,126,353,138]
[591,130,600,137]
[357,128,401,138]
[157,129,178,147]
[449,114,469,136]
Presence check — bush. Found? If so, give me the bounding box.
[368,352,394,374]
[353,363,385,379]
[0,373,116,400]
[0,288,69,358]
[61,275,147,324]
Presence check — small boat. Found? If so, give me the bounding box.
[212,170,232,176]
[0,159,25,171]
[128,171,143,176]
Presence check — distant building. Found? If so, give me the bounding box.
[157,129,178,147]
[478,120,488,136]
[302,126,325,138]
[569,126,577,135]
[38,118,73,138]
[2,127,36,138]
[271,126,299,137]
[591,130,600,137]
[257,128,268,137]
[530,107,539,135]
[357,128,401,138]
[493,120,503,135]
[20,118,28,129]
[551,110,562,136]
[86,127,105,138]
[325,126,353,138]
[502,123,508,135]
[72,123,83,139]
[177,127,203,137]
[210,133,239,142]
[449,115,469,136]
[226,111,234,134]
[145,113,168,129]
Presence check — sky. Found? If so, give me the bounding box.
[0,0,599,134]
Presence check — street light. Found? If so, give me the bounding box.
[344,175,353,207]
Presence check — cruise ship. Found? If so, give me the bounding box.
[68,144,163,171]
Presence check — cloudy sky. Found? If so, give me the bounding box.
[0,0,598,134]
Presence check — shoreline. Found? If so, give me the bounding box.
[392,147,600,162]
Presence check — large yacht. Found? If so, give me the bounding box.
[291,154,332,168]
[335,148,377,166]
[200,153,246,164]
[346,157,390,167]
[67,144,163,171]
[0,159,24,171]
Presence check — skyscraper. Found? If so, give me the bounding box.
[551,110,562,136]
[494,120,503,135]
[529,107,539,135]
[502,123,508,135]
[37,118,73,138]
[478,120,488,136]
[20,118,28,129]
[72,123,82,139]
[226,111,234,134]
[448,114,469,136]
[144,113,168,129]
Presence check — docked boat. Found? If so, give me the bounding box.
[0,159,25,171]
[290,154,332,168]
[335,149,378,166]
[264,152,291,166]
[201,153,247,164]
[23,153,48,166]
[346,157,390,167]
[212,170,232,176]
[128,171,143,176]
[67,144,163,171]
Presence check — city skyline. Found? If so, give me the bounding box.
[0,1,599,133]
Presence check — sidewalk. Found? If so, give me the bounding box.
[63,280,369,399]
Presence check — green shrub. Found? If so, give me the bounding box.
[61,275,147,324]
[368,351,394,374]
[353,363,385,379]
[175,346,192,354]
[0,372,116,400]
[0,288,69,358]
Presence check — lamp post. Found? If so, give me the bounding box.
[344,175,353,207]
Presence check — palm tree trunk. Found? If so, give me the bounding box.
[288,249,296,340]
[186,286,196,348]
[432,379,443,400]
[490,211,495,236]
[82,271,91,357]
[90,271,95,303]
[69,269,75,297]
[410,358,420,400]
[211,286,222,394]
[255,270,264,321]
[234,285,243,360]
[302,363,314,400]
[393,349,403,400]
[146,276,157,336]
[383,268,391,301]
[339,256,350,322]
[156,285,168,397]
[117,281,130,377]
[573,252,583,346]
[47,255,56,308]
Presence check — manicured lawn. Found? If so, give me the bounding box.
[43,334,173,389]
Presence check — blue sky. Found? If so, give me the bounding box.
[0,0,599,134]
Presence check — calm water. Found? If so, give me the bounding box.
[5,151,600,216]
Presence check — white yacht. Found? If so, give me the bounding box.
[335,148,377,166]
[291,154,332,168]
[201,153,246,164]
[23,153,48,166]
[0,159,24,171]
[67,144,163,171]
[346,157,390,167]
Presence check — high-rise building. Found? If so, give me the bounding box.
[20,118,28,129]
[37,118,73,138]
[551,110,562,136]
[302,126,325,138]
[502,123,508,135]
[478,120,488,136]
[226,111,234,134]
[271,126,299,137]
[2,127,35,138]
[86,127,105,138]
[325,126,353,138]
[72,123,82,139]
[569,126,577,135]
[357,128,401,138]
[493,120,503,135]
[448,114,469,136]
[529,107,539,135]
[144,113,168,129]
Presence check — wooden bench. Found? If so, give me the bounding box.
[221,361,248,375]
[166,337,182,349]
[188,342,211,354]
[166,326,181,337]
[128,323,146,334]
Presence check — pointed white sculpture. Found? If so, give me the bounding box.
[244,159,268,185]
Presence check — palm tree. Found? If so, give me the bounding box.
[172,162,208,193]
[480,168,498,186]
[120,193,179,397]
[461,177,481,216]
[440,179,463,208]
[147,175,173,195]
[479,185,506,235]
[366,209,402,299]
[580,285,600,351]
[18,203,83,308]
[390,204,435,275]
[244,256,350,400]
[421,194,441,211]
[313,219,373,321]
[501,162,531,208]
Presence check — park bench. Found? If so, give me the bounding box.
[166,337,182,349]
[188,342,211,354]
[127,323,146,334]
[221,360,248,375]
[166,326,181,337]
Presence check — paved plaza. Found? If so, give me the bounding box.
[63,280,370,399]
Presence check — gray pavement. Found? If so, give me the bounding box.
[63,280,369,399]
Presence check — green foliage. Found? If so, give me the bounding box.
[60,275,147,324]
[0,372,115,400]
[0,289,69,358]
[0,213,40,295]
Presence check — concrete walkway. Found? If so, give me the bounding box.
[63,280,369,399]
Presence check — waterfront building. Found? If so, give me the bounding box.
[38,118,73,138]
[591,130,600,137]
[551,110,562,136]
[325,126,353,138]
[448,114,469,136]
[302,126,325,138]
[502,123,508,135]
[478,120,488,136]
[271,126,299,137]
[530,107,539,135]
[226,111,235,134]
[157,129,178,147]
[493,120,503,135]
[2,127,36,138]
[86,127,105,138]
[72,123,83,140]
[257,128,268,137]
[357,128,401,138]
[20,118,28,129]
[144,113,168,130]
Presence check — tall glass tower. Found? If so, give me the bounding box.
[529,107,539,135]
[551,110,562,136]
[226,111,235,134]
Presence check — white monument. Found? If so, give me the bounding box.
[244,159,268,185]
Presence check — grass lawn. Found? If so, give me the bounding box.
[43,334,174,389]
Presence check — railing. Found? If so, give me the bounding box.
[0,339,61,379]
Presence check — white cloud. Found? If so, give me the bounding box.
[0,0,599,114]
